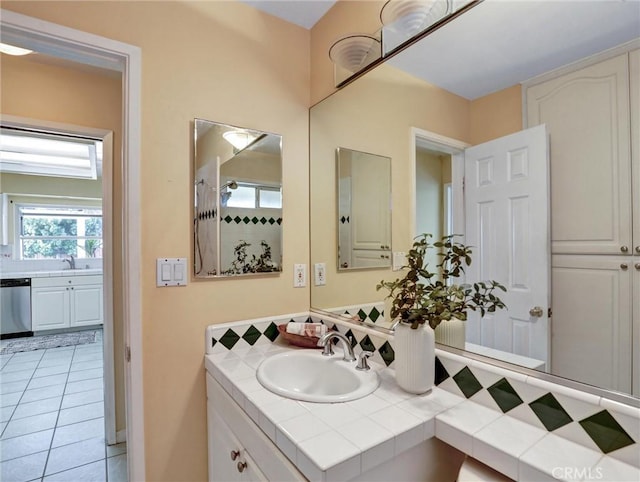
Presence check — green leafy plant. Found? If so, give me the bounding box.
[376,233,507,330]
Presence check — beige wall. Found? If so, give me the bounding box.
[469,84,523,145]
[2,1,310,481]
[0,53,127,433]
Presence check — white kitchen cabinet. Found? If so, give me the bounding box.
[32,275,103,331]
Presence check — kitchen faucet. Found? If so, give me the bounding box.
[63,254,76,270]
[317,331,356,362]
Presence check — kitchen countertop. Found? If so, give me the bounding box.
[204,343,638,482]
[1,269,103,279]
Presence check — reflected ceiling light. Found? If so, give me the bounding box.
[223,130,258,150]
[380,0,450,37]
[0,42,33,56]
[329,34,381,73]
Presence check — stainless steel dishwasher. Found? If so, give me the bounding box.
[0,278,33,339]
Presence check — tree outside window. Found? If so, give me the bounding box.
[19,205,102,260]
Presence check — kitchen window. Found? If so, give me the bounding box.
[17,204,102,260]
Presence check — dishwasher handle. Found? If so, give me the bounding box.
[0,278,31,288]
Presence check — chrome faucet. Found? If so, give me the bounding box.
[317,332,356,362]
[63,254,76,270]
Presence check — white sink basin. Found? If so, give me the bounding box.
[256,350,380,403]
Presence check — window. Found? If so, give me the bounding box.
[226,183,282,209]
[18,205,102,260]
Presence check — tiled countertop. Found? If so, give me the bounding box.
[205,342,639,482]
[1,269,103,279]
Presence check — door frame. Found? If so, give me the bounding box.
[1,115,118,443]
[409,127,469,241]
[1,9,145,481]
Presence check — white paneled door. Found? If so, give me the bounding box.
[464,125,550,367]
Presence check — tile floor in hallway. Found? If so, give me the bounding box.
[0,332,127,481]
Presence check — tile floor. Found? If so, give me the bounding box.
[0,331,127,481]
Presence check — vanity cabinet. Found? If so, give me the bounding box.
[526,46,640,395]
[31,275,104,331]
[205,373,305,482]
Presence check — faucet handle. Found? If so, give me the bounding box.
[356,351,374,371]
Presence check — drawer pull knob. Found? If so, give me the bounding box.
[237,461,247,473]
[230,450,240,461]
[636,246,640,254]
[635,263,640,271]
[621,245,629,253]
[620,263,628,270]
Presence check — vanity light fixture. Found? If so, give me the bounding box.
[328,34,381,74]
[380,0,450,38]
[0,42,33,56]
[222,130,258,150]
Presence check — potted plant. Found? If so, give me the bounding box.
[376,233,506,393]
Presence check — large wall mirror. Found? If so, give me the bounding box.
[310,0,639,404]
[194,119,282,278]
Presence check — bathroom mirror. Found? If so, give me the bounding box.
[194,119,282,278]
[336,148,391,270]
[310,0,640,401]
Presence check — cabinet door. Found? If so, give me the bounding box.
[633,263,640,398]
[527,54,632,255]
[70,284,103,327]
[551,255,632,394]
[630,49,640,254]
[208,401,242,482]
[32,286,69,331]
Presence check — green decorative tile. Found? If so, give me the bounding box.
[233,216,241,223]
[260,217,267,224]
[579,410,635,453]
[219,329,240,350]
[224,215,233,223]
[268,218,275,225]
[434,357,449,386]
[262,322,279,342]
[251,216,259,224]
[242,325,261,346]
[211,338,217,348]
[487,378,523,413]
[277,218,282,225]
[378,341,395,366]
[358,309,367,322]
[529,393,572,431]
[343,330,357,348]
[359,335,375,353]
[243,216,250,224]
[369,307,381,323]
[452,366,483,398]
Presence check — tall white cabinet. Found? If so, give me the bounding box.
[526,45,640,395]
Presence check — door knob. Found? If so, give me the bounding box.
[621,245,629,253]
[529,306,544,317]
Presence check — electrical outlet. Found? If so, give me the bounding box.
[293,263,306,287]
[314,263,326,286]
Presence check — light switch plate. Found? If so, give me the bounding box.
[156,258,188,287]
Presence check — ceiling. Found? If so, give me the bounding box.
[239,0,336,29]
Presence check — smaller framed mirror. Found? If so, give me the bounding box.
[194,119,282,278]
[336,147,391,270]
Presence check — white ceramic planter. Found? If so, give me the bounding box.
[434,319,466,350]
[393,322,435,394]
